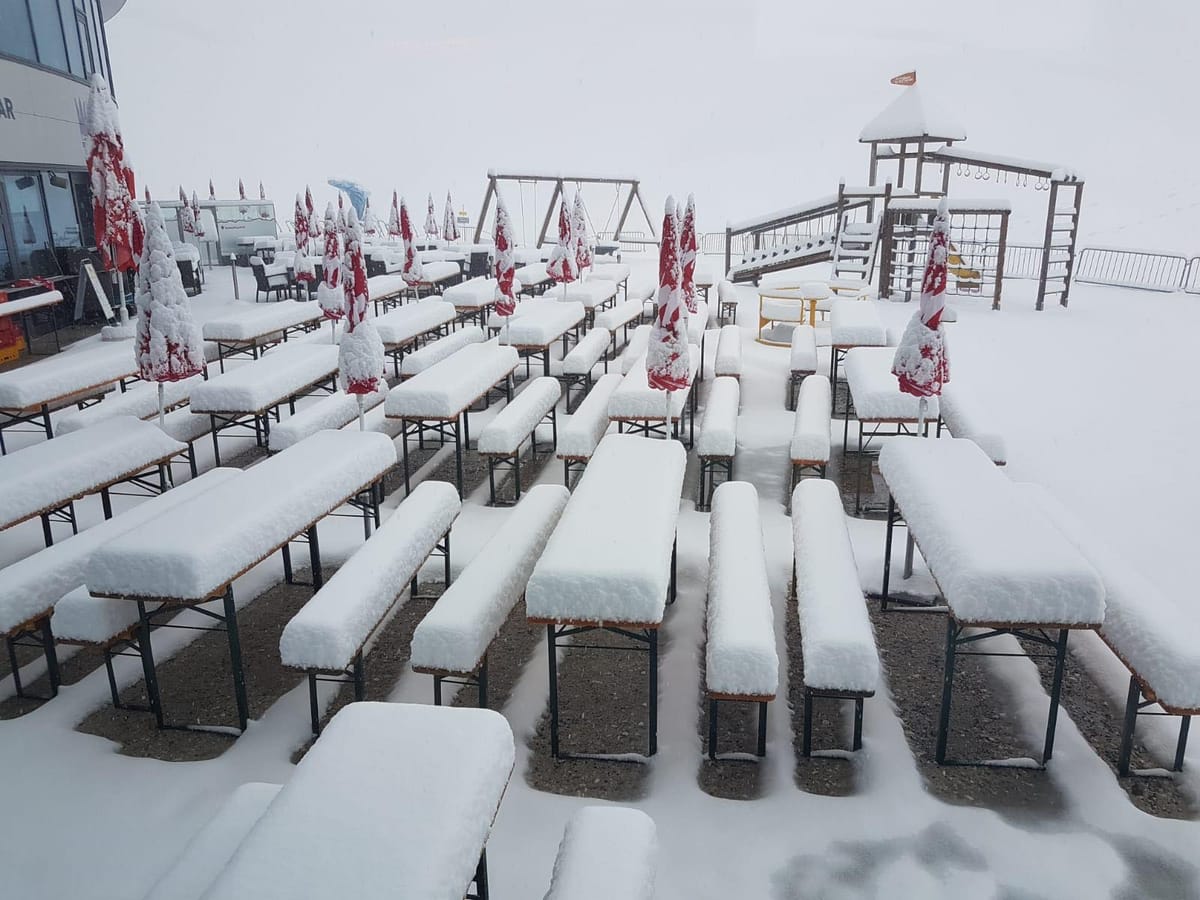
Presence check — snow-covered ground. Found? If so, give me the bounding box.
[1,258,1198,897]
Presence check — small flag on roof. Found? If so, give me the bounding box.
[890,70,917,86]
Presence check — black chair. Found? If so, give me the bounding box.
[177,260,202,296]
[468,251,491,279]
[250,257,289,302]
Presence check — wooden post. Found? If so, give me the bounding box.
[897,142,907,190]
[993,210,1009,311]
[914,139,926,195]
[536,180,564,248]
[612,185,638,243]
[633,184,658,242]
[724,226,732,278]
[1035,181,1058,311]
[472,176,496,244]
[1060,182,1083,308]
[867,143,878,192]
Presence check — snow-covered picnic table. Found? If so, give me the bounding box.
[877,436,1105,766]
[373,299,456,376]
[527,433,686,757]
[442,276,501,324]
[367,273,408,313]
[555,279,618,324]
[200,703,514,900]
[0,341,138,452]
[85,429,395,732]
[189,343,339,465]
[829,299,888,394]
[608,345,701,446]
[498,299,585,377]
[0,416,184,547]
[515,262,552,296]
[201,301,322,370]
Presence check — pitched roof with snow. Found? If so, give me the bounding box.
[859,86,967,143]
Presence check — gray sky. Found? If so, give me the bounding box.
[105,0,1198,246]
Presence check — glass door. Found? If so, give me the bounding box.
[1,173,54,278]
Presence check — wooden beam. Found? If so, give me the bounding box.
[473,176,496,245]
[612,186,638,242]
[536,180,563,248]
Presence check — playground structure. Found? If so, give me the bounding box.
[473,171,658,249]
[724,86,1084,310]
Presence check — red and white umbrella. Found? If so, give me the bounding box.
[546,198,577,297]
[443,191,459,243]
[892,197,951,429]
[572,192,592,278]
[316,202,345,341]
[179,186,197,238]
[134,200,206,424]
[84,74,143,327]
[399,196,425,286]
[424,193,439,240]
[190,190,205,238]
[339,208,386,427]
[647,196,690,393]
[259,181,266,201]
[306,186,320,242]
[208,179,215,200]
[293,195,316,285]
[679,193,699,313]
[493,192,518,319]
[388,191,402,239]
[238,179,246,201]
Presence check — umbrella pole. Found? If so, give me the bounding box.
[901,395,930,580]
[330,320,336,344]
[357,394,365,431]
[158,382,165,428]
[110,244,127,326]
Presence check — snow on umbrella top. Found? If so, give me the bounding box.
[546,199,577,285]
[399,196,425,285]
[238,179,246,200]
[259,182,266,200]
[362,198,381,237]
[190,190,205,237]
[572,192,593,276]
[208,179,215,200]
[424,193,439,239]
[892,198,951,399]
[180,186,197,237]
[317,202,345,322]
[134,200,206,383]
[338,207,385,396]
[493,192,518,318]
[679,193,699,313]
[443,191,459,243]
[388,191,402,238]
[85,74,143,272]
[293,195,316,282]
[647,196,690,392]
[305,186,314,217]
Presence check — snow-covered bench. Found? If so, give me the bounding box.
[410,484,569,705]
[787,324,818,410]
[0,467,237,702]
[405,260,462,299]
[0,415,184,548]
[594,298,644,355]
[791,478,880,756]
[713,324,741,379]
[687,299,711,379]
[201,301,322,371]
[937,383,1007,466]
[544,806,657,900]
[1023,485,1199,776]
[476,376,561,505]
[717,279,738,325]
[620,324,651,374]
[442,276,499,325]
[706,482,777,758]
[696,376,739,511]
[267,386,388,456]
[559,327,610,406]
[557,372,621,488]
[499,299,585,379]
[515,262,552,296]
[556,279,618,326]
[55,373,203,435]
[200,703,514,900]
[609,346,700,447]
[386,342,520,496]
[280,480,459,734]
[399,324,484,379]
[374,299,456,376]
[790,374,832,490]
[0,342,137,453]
[189,343,340,465]
[367,273,408,313]
[829,299,888,390]
[877,437,1106,766]
[86,430,396,732]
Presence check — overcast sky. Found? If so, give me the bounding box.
[105,0,1198,247]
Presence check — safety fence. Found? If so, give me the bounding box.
[1075,247,1194,293]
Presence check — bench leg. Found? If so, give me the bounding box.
[40,617,60,697]
[513,452,522,503]
[209,415,222,467]
[282,543,294,584]
[648,628,658,757]
[487,457,497,505]
[1042,628,1069,763]
[478,655,488,709]
[852,698,864,752]
[224,588,250,733]
[708,698,718,760]
[308,674,321,736]
[758,701,769,757]
[1175,716,1191,772]
[881,495,896,609]
[433,675,443,706]
[547,625,560,758]
[669,538,677,605]
[40,513,54,548]
[137,600,164,729]
[103,647,122,708]
[101,487,113,520]
[454,416,464,499]
[352,651,365,702]
[1118,674,1139,777]
[402,424,412,495]
[471,849,490,900]
[308,524,323,591]
[935,617,958,764]
[6,635,23,698]
[802,689,814,757]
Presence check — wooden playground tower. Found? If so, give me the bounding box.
[472,171,658,248]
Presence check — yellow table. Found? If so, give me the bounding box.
[756,285,828,346]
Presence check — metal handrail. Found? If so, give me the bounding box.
[1075,247,1190,292]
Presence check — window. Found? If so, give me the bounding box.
[58,0,83,76]
[0,221,12,282]
[30,0,69,71]
[42,172,81,249]
[70,171,94,249]
[0,0,37,63]
[2,174,55,277]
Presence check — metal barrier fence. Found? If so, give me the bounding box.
[1185,258,1200,294]
[1075,247,1191,292]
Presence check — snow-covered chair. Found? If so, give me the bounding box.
[409,485,568,705]
[544,807,657,900]
[695,376,739,511]
[706,482,777,758]
[790,478,879,756]
[475,377,560,506]
[790,374,832,491]
[556,372,621,488]
[787,324,818,410]
[279,481,460,734]
[250,256,290,302]
[717,279,739,325]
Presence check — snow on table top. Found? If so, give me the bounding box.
[411,484,569,674]
[268,387,387,453]
[386,342,518,419]
[442,276,498,308]
[203,703,514,900]
[544,806,657,900]
[791,479,880,693]
[695,267,715,288]
[373,300,455,346]
[367,274,407,301]
[878,437,1105,626]
[280,481,460,670]
[477,376,560,454]
[0,467,238,633]
[791,375,832,464]
[0,342,136,409]
[513,249,550,266]
[620,325,651,374]
[189,344,338,413]
[201,301,321,342]
[0,416,184,530]
[609,346,699,420]
[714,325,741,376]
[418,249,466,264]
[56,373,203,435]
[557,280,617,308]
[1020,484,1200,711]
[938,383,1006,465]
[707,482,778,697]
[0,290,63,317]
[514,262,551,285]
[627,281,654,303]
[831,300,887,347]
[499,300,583,346]
[144,782,281,900]
[790,324,818,373]
[561,327,611,376]
[584,263,631,283]
[595,298,643,332]
[527,434,685,625]
[87,430,396,601]
[697,376,739,458]
[557,373,621,459]
[415,260,461,284]
[845,347,937,421]
[399,326,484,377]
